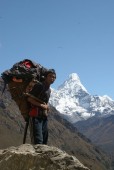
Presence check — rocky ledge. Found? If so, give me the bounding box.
[0,144,90,170]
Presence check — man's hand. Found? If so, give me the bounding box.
[40,104,49,111]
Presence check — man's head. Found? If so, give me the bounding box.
[45,69,56,77]
[44,69,56,85]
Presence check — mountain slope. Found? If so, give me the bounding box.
[75,115,114,154]
[0,78,112,170]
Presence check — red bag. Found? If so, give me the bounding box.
[29,106,39,117]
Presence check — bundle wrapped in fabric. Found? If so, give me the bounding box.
[1,59,48,121]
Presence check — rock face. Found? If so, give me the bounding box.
[0,144,90,170]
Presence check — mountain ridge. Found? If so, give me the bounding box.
[50,72,114,123]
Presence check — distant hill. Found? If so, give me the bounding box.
[75,115,114,166]
[0,78,112,170]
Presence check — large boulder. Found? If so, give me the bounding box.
[0,144,90,170]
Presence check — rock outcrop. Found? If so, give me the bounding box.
[0,144,90,170]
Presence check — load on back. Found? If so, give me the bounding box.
[1,59,48,121]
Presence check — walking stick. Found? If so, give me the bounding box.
[23,117,29,144]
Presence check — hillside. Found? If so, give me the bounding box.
[75,115,114,166]
[0,78,112,170]
[75,115,114,152]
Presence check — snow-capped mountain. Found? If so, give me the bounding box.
[50,73,114,123]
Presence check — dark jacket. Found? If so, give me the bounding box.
[29,82,51,118]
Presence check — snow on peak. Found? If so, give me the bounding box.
[69,73,80,81]
[50,73,114,124]
[102,95,113,101]
[58,73,88,93]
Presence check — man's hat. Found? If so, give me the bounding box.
[45,69,56,77]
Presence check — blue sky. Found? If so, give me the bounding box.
[0,0,114,99]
